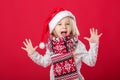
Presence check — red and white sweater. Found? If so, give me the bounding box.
[29,36,99,80]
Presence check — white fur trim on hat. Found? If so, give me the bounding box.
[49,10,75,33]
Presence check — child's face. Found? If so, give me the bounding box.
[53,17,72,38]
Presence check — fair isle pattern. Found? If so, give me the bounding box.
[48,36,79,80]
[51,53,79,80]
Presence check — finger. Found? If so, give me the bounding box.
[92,28,94,33]
[29,39,32,46]
[74,54,78,58]
[90,28,92,35]
[25,39,29,45]
[91,28,94,35]
[95,29,98,35]
[21,47,27,51]
[84,37,90,41]
[23,41,28,48]
[93,28,95,34]
[34,46,38,50]
[98,33,103,37]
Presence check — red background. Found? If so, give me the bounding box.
[0,0,120,80]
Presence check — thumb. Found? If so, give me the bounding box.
[84,37,90,41]
[34,46,38,50]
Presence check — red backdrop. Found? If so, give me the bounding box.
[0,0,120,80]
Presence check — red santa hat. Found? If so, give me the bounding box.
[39,8,79,49]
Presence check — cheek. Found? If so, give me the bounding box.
[54,27,61,35]
[56,28,61,33]
[54,26,59,32]
[67,26,72,33]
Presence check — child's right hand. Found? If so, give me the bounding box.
[21,39,38,55]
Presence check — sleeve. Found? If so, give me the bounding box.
[75,40,99,67]
[28,49,52,68]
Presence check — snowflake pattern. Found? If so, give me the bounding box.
[55,63,62,75]
[49,36,79,79]
[64,61,71,73]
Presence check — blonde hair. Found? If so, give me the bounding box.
[52,17,80,38]
[70,17,80,36]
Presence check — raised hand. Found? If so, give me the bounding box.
[21,39,38,55]
[84,28,102,43]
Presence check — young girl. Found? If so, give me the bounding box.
[21,8,102,80]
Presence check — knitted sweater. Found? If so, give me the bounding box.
[29,39,98,80]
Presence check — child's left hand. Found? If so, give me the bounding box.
[73,52,79,59]
[84,28,102,43]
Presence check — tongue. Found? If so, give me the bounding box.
[61,32,67,37]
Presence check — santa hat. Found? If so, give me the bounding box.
[39,8,79,49]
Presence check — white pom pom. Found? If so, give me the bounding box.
[39,42,45,49]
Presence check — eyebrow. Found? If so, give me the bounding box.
[67,21,70,22]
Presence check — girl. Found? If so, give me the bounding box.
[21,8,102,80]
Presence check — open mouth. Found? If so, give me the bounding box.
[61,31,67,37]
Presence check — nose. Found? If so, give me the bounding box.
[62,25,67,29]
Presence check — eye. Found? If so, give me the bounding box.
[66,23,70,25]
[58,23,62,26]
